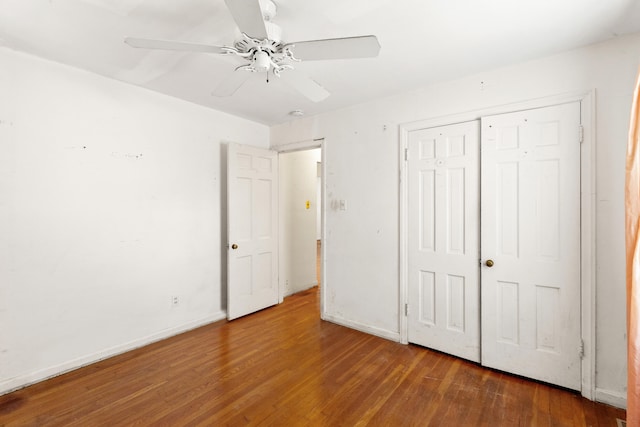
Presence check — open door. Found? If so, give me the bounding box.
[227,143,279,320]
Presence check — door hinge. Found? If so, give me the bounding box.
[579,125,584,143]
[404,303,409,316]
[404,148,408,161]
[578,339,585,359]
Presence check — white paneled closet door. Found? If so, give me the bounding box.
[480,102,582,390]
[407,120,480,362]
[406,102,582,390]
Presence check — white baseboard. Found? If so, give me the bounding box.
[322,313,400,342]
[595,388,627,409]
[0,311,227,396]
[283,281,318,298]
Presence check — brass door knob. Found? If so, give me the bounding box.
[485,259,494,267]
[231,244,238,250]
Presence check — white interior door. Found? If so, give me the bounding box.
[407,120,480,362]
[480,102,582,390]
[227,143,279,320]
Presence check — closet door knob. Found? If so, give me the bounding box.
[485,259,494,267]
[231,244,238,250]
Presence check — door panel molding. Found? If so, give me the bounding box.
[399,90,596,399]
[480,102,581,390]
[227,143,279,320]
[406,120,481,362]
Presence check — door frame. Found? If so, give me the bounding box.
[398,90,596,399]
[273,138,327,316]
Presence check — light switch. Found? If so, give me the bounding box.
[339,200,347,210]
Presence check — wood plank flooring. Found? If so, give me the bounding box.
[0,286,626,426]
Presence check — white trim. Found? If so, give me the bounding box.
[398,90,596,399]
[322,313,401,342]
[595,388,627,409]
[274,139,323,153]
[400,90,595,133]
[272,139,326,315]
[320,141,327,318]
[399,128,409,344]
[580,90,597,401]
[0,312,227,396]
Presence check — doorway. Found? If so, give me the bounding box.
[278,147,322,299]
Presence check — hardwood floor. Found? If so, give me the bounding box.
[0,286,626,426]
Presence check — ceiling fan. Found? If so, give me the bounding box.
[124,0,381,102]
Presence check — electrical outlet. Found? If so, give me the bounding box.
[171,296,179,308]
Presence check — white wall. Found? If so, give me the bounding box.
[271,32,640,406]
[0,48,268,394]
[279,148,321,296]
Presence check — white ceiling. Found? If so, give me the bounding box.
[2,0,640,125]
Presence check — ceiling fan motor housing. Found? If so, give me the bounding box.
[264,21,282,43]
[259,0,277,22]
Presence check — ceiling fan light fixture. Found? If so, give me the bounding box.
[253,50,271,72]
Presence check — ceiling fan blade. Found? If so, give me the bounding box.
[281,73,330,103]
[224,0,269,40]
[212,71,253,97]
[124,37,227,54]
[285,35,381,61]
